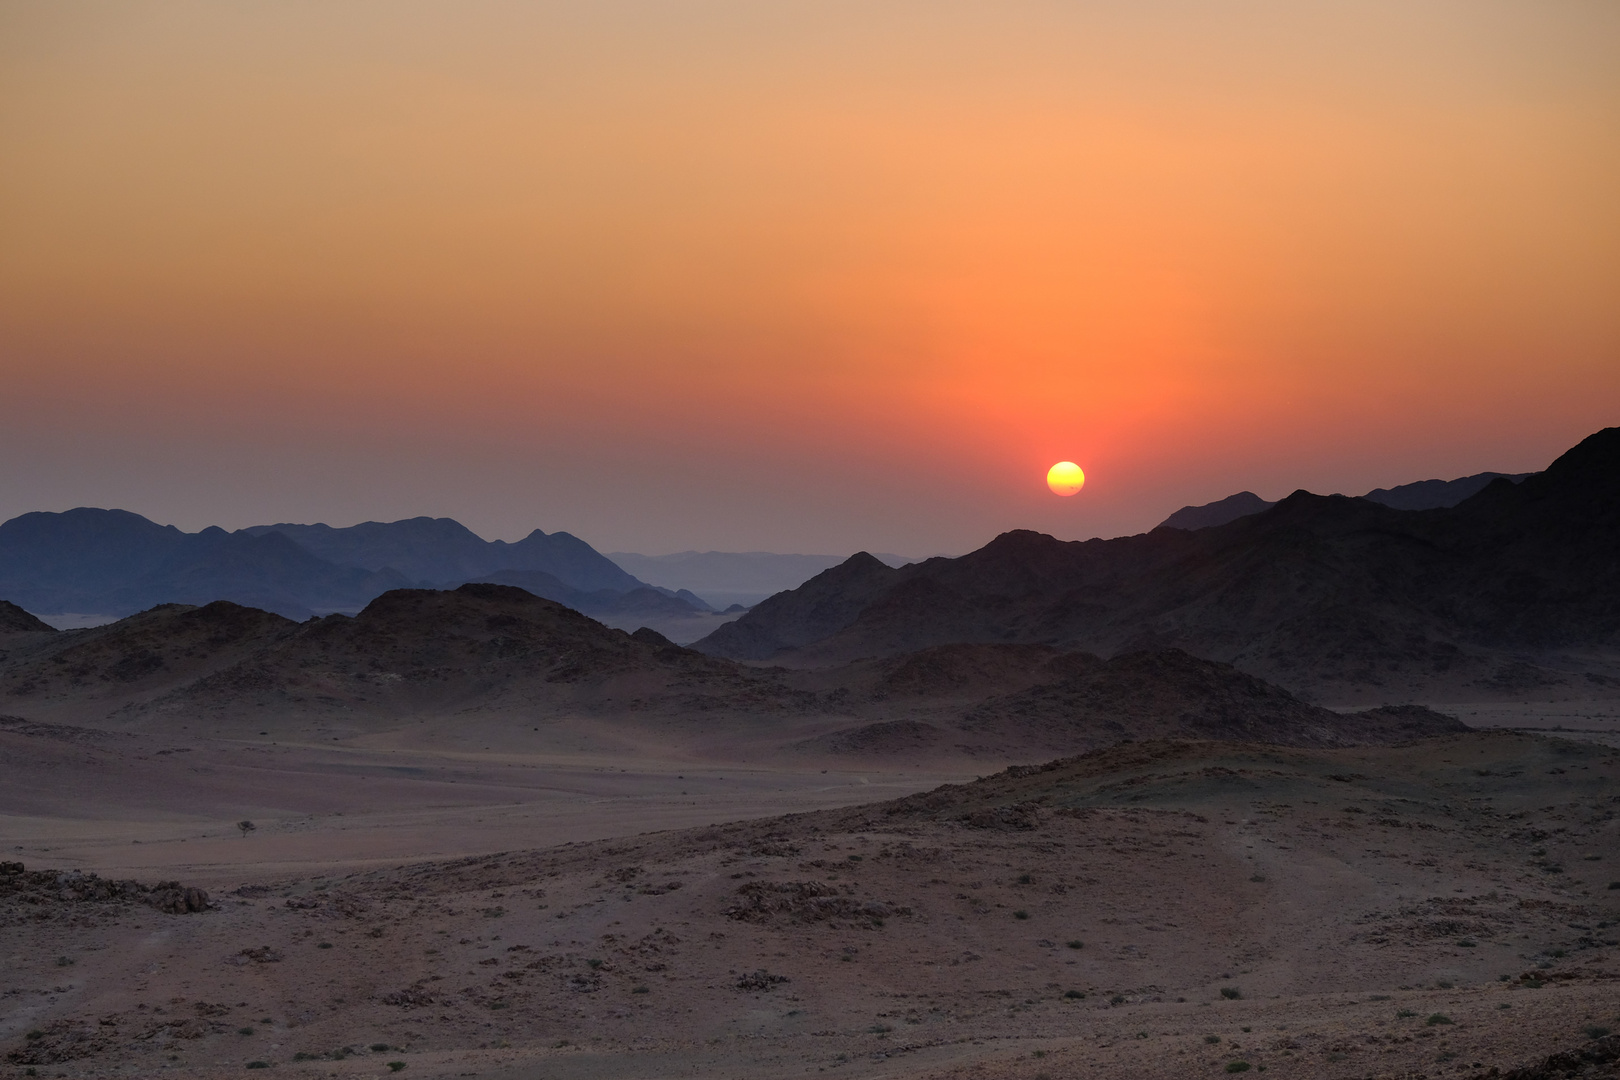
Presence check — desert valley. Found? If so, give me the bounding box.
[0,429,1617,1080]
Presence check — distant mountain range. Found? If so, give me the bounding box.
[693,427,1620,703]
[0,510,707,623]
[1159,471,1534,531]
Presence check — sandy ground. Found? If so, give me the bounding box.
[3,730,1618,1080]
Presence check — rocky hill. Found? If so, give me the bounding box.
[0,585,1463,756]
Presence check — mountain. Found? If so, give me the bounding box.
[244,517,643,593]
[0,584,1460,756]
[695,428,1620,702]
[606,550,922,609]
[1158,471,1533,531]
[1160,491,1275,531]
[1361,471,1533,511]
[0,600,55,636]
[0,510,657,623]
[0,509,407,621]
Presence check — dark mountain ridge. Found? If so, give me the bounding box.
[694,427,1620,701]
[1159,470,1533,531]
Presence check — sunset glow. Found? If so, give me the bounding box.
[1,2,1616,554]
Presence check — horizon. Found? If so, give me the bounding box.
[0,448,1550,558]
[3,2,1616,554]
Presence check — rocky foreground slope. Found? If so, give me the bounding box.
[3,732,1616,1079]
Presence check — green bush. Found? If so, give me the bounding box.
[1220,987,1242,1000]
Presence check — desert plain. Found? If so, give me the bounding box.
[4,698,1619,1080]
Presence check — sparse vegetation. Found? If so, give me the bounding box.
[370,1043,389,1052]
[1225,1063,1251,1073]
[1586,1026,1612,1040]
[1426,1013,1453,1026]
[1014,909,1029,920]
[237,820,256,838]
[1205,1034,1221,1043]
[1066,939,1084,949]
[387,1063,407,1073]
[1220,987,1242,1000]
[1064,990,1084,999]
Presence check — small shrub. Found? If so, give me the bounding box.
[370,1043,389,1052]
[238,1027,254,1036]
[317,942,332,949]
[1014,910,1030,920]
[26,1030,44,1041]
[587,958,604,969]
[1220,987,1242,1000]
[1608,881,1620,890]
[55,956,74,967]
[292,1052,319,1061]
[632,985,650,994]
[1017,873,1032,884]
[1426,1013,1452,1026]
[1397,1009,1417,1018]
[1226,1063,1251,1073]
[1249,874,1266,883]
[1064,990,1084,1000]
[1111,995,1126,1005]
[1586,1026,1612,1040]
[1205,1034,1221,1044]
[1066,939,1084,949]
[246,1064,270,1071]
[387,1064,407,1074]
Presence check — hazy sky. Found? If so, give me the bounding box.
[2,1,1616,555]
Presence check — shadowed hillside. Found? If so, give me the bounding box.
[695,427,1620,703]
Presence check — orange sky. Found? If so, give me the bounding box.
[2,1,1617,554]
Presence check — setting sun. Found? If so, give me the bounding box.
[1047,462,1086,497]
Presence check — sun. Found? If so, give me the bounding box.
[1046,461,1085,496]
